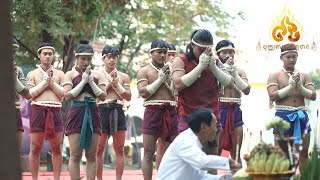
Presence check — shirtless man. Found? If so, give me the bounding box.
[166,43,177,63]
[215,40,250,165]
[26,43,65,180]
[267,43,317,171]
[137,40,178,180]
[96,45,131,180]
[12,37,30,151]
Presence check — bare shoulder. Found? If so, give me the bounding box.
[96,68,104,74]
[172,56,186,71]
[118,71,130,80]
[173,56,183,62]
[54,69,65,76]
[237,67,246,74]
[27,68,38,74]
[298,71,311,77]
[26,68,37,78]
[136,65,151,79]
[268,69,282,77]
[64,69,76,78]
[137,65,150,74]
[267,69,282,83]
[172,56,184,65]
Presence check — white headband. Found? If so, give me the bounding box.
[280,50,298,55]
[216,46,235,53]
[191,38,213,48]
[102,53,118,58]
[149,47,168,53]
[12,44,19,49]
[75,52,94,56]
[37,46,55,53]
[168,50,177,53]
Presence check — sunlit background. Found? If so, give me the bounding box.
[13,0,320,174]
[205,0,320,155]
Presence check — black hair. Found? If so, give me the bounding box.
[168,43,176,51]
[281,43,297,54]
[185,29,213,61]
[215,40,235,56]
[187,108,214,133]
[37,42,55,54]
[76,39,94,54]
[150,40,169,52]
[102,45,120,56]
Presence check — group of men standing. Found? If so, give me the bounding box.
[12,27,317,180]
[137,30,250,179]
[13,39,131,180]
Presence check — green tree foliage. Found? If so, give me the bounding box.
[11,0,71,65]
[11,0,126,71]
[310,69,320,90]
[11,0,241,77]
[298,145,320,180]
[97,0,243,78]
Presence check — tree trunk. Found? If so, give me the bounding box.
[126,43,143,69]
[62,35,75,73]
[0,0,22,179]
[41,29,53,43]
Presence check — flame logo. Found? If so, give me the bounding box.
[270,7,303,42]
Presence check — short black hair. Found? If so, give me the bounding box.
[215,40,235,56]
[102,45,120,56]
[168,43,176,51]
[150,39,169,52]
[187,108,214,133]
[37,42,55,54]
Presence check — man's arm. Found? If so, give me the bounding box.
[236,68,251,95]
[17,67,27,86]
[172,57,187,91]
[209,57,233,88]
[115,73,131,101]
[137,67,166,99]
[49,70,65,99]
[16,67,31,99]
[177,141,230,171]
[297,73,317,100]
[136,67,150,98]
[267,72,296,101]
[27,71,49,99]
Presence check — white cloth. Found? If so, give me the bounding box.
[157,128,230,180]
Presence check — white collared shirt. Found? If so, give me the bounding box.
[157,128,230,180]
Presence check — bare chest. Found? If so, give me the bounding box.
[34,70,61,84]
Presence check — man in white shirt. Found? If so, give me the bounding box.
[157,108,240,180]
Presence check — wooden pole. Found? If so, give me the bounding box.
[0,0,22,179]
